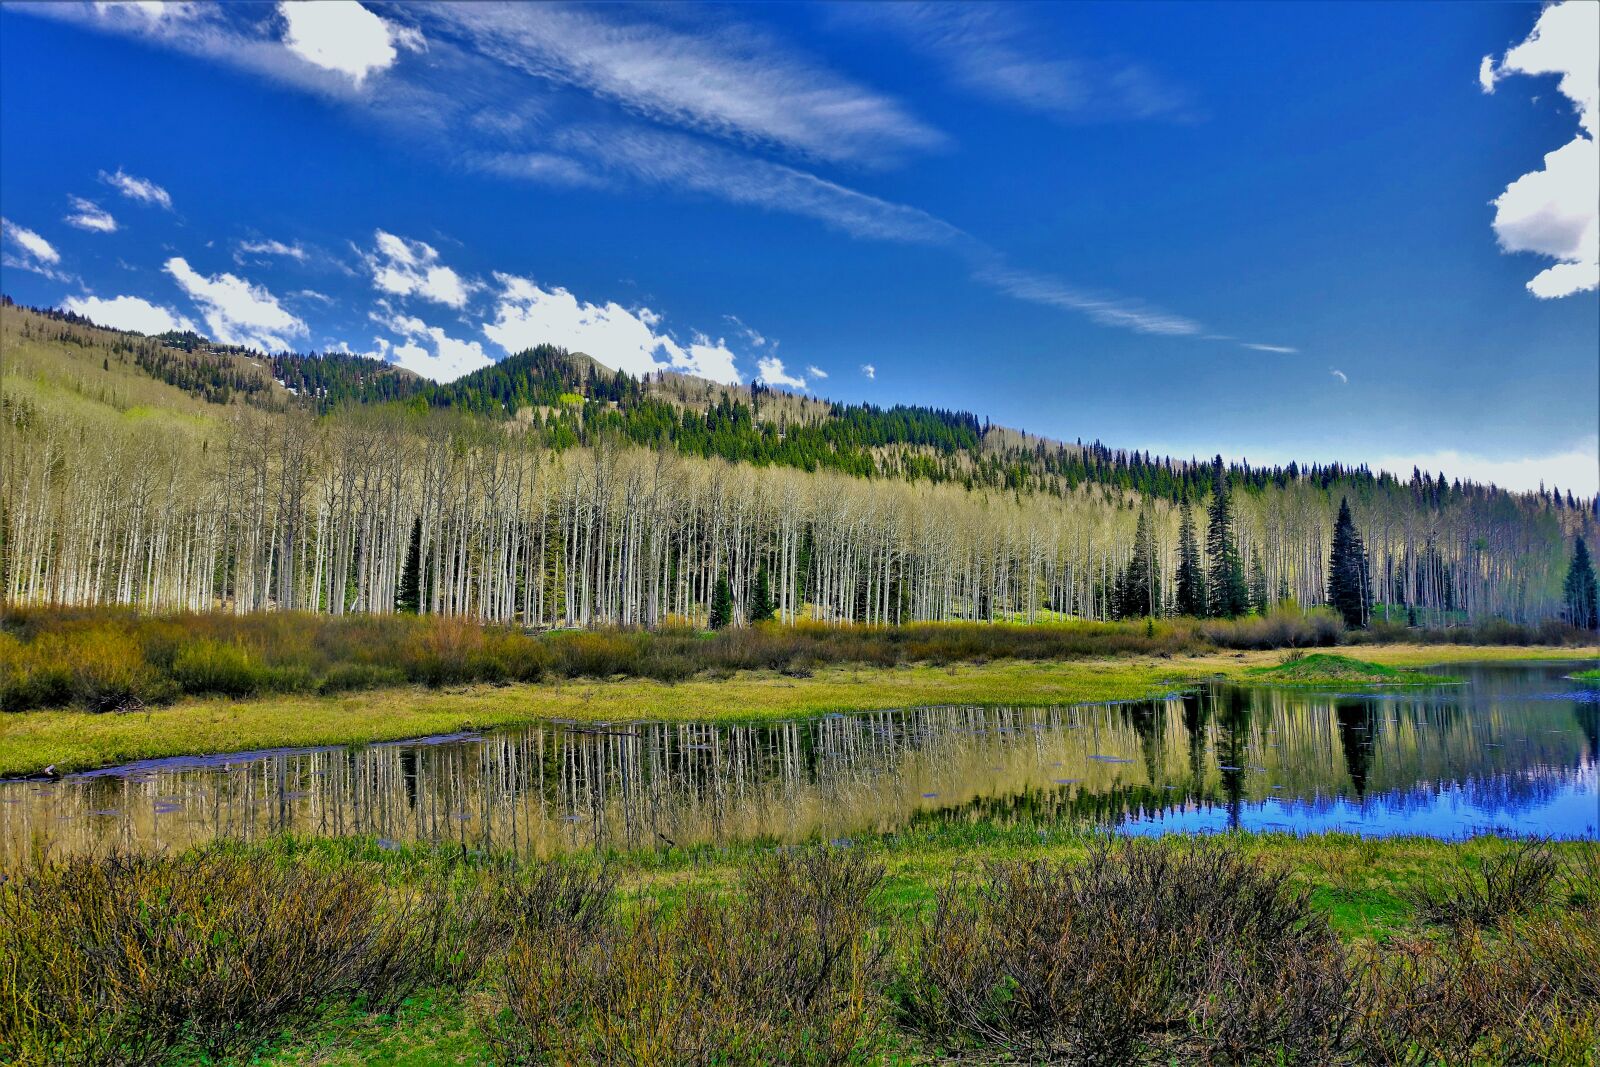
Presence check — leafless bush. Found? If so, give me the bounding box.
[897,839,1354,1064]
[1410,839,1559,929]
[478,848,889,1066]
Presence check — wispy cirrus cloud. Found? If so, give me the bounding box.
[2,216,72,281]
[973,262,1201,336]
[235,237,308,263]
[65,195,118,232]
[100,167,172,209]
[421,2,943,166]
[13,1,1271,347]
[833,2,1196,123]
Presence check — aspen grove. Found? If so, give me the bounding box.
[4,393,1590,627]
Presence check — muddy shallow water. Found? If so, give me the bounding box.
[4,661,1595,865]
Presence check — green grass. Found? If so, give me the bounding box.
[1246,652,1461,688]
[1571,668,1600,685]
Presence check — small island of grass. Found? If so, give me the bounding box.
[1246,652,1459,688]
[1570,668,1600,686]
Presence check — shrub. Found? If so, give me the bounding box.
[0,849,472,1065]
[1355,914,1600,1066]
[316,662,407,694]
[896,839,1354,1064]
[1410,838,1559,928]
[1201,606,1345,650]
[170,639,266,697]
[478,848,888,1066]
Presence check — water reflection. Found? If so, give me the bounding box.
[3,662,1596,865]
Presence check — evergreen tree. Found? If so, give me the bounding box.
[1564,536,1599,630]
[750,561,775,622]
[710,571,734,629]
[396,517,422,613]
[1204,463,1249,617]
[1248,553,1269,614]
[1119,509,1160,617]
[1327,497,1370,627]
[1174,490,1206,617]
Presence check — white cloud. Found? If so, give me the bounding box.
[484,273,743,384]
[297,288,333,303]
[279,0,414,85]
[236,238,308,262]
[1372,437,1599,496]
[974,262,1201,336]
[99,167,172,209]
[370,304,493,381]
[839,4,1193,123]
[756,355,806,390]
[65,196,118,233]
[1481,0,1598,298]
[860,363,876,379]
[425,4,941,165]
[1,217,61,264]
[164,256,308,351]
[806,365,828,379]
[364,230,471,308]
[1241,342,1297,354]
[1330,368,1348,384]
[61,293,195,335]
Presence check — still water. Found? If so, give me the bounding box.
[3,662,1596,865]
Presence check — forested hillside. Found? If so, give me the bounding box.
[3,300,1594,627]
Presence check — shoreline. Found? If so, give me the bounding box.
[2,643,1593,778]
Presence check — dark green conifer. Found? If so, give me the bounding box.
[1327,498,1370,627]
[710,571,734,629]
[396,517,422,613]
[750,561,775,622]
[1204,462,1249,617]
[1174,490,1206,617]
[1564,536,1598,630]
[1119,509,1160,618]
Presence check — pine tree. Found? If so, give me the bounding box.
[710,571,734,629]
[1327,497,1370,627]
[1119,509,1160,617]
[1174,490,1206,617]
[750,561,774,623]
[396,517,422,613]
[1204,463,1248,617]
[1248,553,1269,614]
[1563,536,1599,630]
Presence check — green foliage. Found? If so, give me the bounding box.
[711,571,735,630]
[1174,491,1206,618]
[1563,536,1598,630]
[1328,497,1372,628]
[1204,460,1250,618]
[750,561,775,623]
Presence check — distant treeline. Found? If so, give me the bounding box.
[3,300,1595,628]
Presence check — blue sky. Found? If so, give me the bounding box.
[1,1,1595,493]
